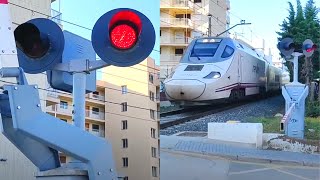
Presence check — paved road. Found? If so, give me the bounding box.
[161,150,320,180]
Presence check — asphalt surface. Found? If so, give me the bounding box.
[161,150,320,180]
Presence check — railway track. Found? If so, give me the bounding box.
[160,94,281,130]
[160,101,248,129]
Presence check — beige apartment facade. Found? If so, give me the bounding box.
[101,57,160,180]
[160,0,230,80]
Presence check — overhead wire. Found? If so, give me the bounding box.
[0,78,160,113]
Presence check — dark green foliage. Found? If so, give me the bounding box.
[306,101,320,117]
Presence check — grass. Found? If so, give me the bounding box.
[247,117,320,140]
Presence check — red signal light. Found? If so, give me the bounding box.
[306,45,317,52]
[109,10,142,50]
[110,24,137,50]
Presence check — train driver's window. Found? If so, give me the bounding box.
[221,45,234,58]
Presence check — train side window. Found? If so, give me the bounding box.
[221,45,234,58]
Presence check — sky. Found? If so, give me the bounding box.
[51,0,160,65]
[229,0,320,63]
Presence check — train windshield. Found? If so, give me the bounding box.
[182,39,221,63]
[191,43,219,57]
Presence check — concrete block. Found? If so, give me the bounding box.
[208,123,263,148]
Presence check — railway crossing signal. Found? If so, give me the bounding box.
[278,38,317,139]
[0,4,155,180]
[302,39,317,57]
[278,38,317,58]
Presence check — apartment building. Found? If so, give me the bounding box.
[45,57,160,180]
[100,57,160,180]
[160,0,230,80]
[0,1,57,180]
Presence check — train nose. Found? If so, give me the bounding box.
[165,80,205,100]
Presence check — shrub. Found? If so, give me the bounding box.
[306,101,320,117]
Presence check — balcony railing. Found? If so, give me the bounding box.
[161,37,193,45]
[51,9,62,25]
[46,104,72,115]
[161,54,183,62]
[85,110,105,120]
[161,0,194,9]
[88,94,105,102]
[86,129,105,138]
[160,18,193,28]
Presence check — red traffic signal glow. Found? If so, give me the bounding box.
[109,10,142,50]
[110,24,137,50]
[306,45,317,52]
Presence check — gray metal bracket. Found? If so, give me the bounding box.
[53,59,109,73]
[1,84,117,180]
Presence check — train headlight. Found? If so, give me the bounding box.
[204,71,221,79]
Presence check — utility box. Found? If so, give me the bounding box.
[47,31,97,93]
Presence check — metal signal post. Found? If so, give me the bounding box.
[278,38,317,139]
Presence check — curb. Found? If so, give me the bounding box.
[161,148,320,167]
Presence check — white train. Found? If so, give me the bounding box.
[164,37,289,105]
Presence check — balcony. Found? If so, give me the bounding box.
[87,93,105,101]
[161,54,183,63]
[160,36,192,46]
[85,110,105,121]
[160,0,194,12]
[86,129,105,138]
[46,91,59,106]
[160,18,194,29]
[46,104,72,116]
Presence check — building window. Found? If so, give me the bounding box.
[194,0,201,3]
[93,91,99,95]
[121,102,128,112]
[175,14,191,19]
[122,139,128,148]
[160,30,161,36]
[85,123,89,131]
[150,109,155,120]
[60,101,68,109]
[149,73,154,83]
[149,91,155,101]
[124,177,128,180]
[122,157,128,167]
[92,124,100,132]
[122,120,128,130]
[175,48,184,55]
[151,128,156,138]
[151,147,157,158]
[152,166,157,177]
[92,107,99,115]
[121,85,127,94]
[59,155,66,164]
